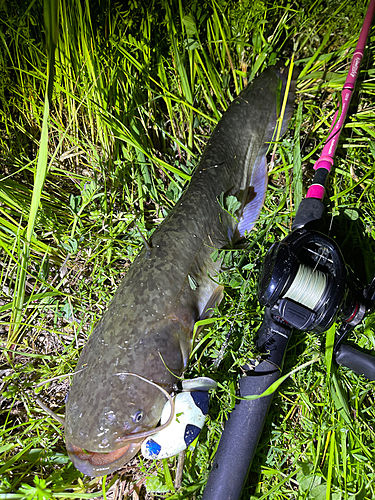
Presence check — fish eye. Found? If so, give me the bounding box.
[132,410,144,423]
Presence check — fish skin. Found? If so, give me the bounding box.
[65,66,296,476]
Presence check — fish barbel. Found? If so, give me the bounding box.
[65,66,296,476]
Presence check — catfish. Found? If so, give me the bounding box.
[65,66,296,476]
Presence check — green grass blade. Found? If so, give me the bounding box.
[292,101,303,212]
[8,0,59,345]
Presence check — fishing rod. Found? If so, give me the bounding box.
[202,1,375,499]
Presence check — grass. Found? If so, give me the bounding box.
[1,0,375,498]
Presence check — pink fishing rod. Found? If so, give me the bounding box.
[203,3,375,500]
[306,0,375,201]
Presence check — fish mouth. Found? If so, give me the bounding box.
[66,440,143,477]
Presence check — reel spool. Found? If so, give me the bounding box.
[258,229,364,334]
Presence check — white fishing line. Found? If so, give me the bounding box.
[284,263,327,310]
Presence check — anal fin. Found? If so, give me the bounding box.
[237,155,267,237]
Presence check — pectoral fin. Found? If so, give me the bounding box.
[200,285,224,321]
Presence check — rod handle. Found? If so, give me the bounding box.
[202,361,281,500]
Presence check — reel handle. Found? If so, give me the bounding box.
[335,344,375,381]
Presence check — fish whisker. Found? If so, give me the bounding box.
[33,369,87,425]
[34,396,65,425]
[113,372,175,442]
[34,367,87,389]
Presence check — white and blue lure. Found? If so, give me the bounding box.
[141,377,217,460]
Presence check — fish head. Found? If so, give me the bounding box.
[64,373,166,476]
[64,317,191,476]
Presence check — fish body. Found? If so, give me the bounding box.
[65,66,296,476]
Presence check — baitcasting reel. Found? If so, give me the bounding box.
[258,228,367,335]
[257,225,375,379]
